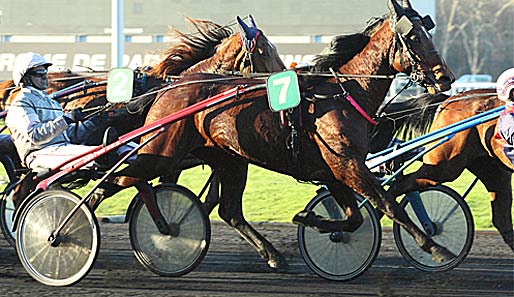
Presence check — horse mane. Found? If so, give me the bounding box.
[147,17,233,78]
[368,93,448,152]
[311,16,387,72]
[383,93,450,138]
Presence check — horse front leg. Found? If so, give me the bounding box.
[213,157,288,270]
[346,160,457,262]
[293,182,363,233]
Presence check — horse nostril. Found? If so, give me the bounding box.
[438,76,452,86]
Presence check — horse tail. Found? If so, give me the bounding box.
[369,93,449,152]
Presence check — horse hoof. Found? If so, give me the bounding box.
[292,210,335,233]
[431,246,457,262]
[293,210,314,224]
[267,257,288,270]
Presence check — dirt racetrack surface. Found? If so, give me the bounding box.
[0,220,511,296]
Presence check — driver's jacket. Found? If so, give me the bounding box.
[5,86,98,164]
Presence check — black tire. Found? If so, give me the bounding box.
[297,189,381,281]
[129,183,210,276]
[0,155,18,247]
[393,185,474,272]
[16,190,100,286]
[0,185,16,247]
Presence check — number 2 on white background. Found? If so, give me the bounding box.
[111,71,129,97]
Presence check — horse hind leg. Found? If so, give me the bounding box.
[159,158,220,215]
[212,156,288,270]
[467,159,514,252]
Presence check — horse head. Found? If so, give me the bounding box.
[387,0,454,93]
[236,15,285,73]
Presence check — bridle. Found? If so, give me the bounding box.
[238,29,262,73]
[389,12,440,91]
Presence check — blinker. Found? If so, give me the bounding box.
[395,15,413,36]
[422,15,435,31]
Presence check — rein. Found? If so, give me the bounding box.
[378,92,498,120]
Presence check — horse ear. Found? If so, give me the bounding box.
[248,14,257,28]
[236,15,250,36]
[388,0,404,19]
[236,15,257,40]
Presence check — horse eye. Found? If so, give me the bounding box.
[258,48,269,56]
[409,35,420,42]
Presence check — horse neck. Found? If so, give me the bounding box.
[181,35,245,75]
[338,21,397,115]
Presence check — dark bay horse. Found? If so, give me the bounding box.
[112,0,455,269]
[386,89,514,251]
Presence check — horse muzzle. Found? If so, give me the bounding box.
[426,65,455,94]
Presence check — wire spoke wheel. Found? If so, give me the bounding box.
[393,185,474,272]
[129,184,210,276]
[16,190,99,286]
[298,190,381,281]
[1,187,16,247]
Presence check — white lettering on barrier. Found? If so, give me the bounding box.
[90,54,107,69]
[71,54,106,71]
[280,54,316,68]
[125,54,161,69]
[50,54,67,69]
[72,54,90,69]
[0,52,314,79]
[0,54,16,72]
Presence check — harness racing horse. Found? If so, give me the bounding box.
[111,0,455,270]
[386,89,514,251]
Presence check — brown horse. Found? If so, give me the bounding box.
[111,0,455,270]
[386,89,514,251]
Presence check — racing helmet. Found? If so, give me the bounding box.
[12,52,52,86]
[496,68,514,101]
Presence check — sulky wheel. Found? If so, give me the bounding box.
[16,189,100,286]
[297,189,381,281]
[393,185,474,272]
[0,186,17,247]
[129,183,210,276]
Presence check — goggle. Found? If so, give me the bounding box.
[29,69,48,78]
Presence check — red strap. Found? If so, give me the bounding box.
[345,94,378,125]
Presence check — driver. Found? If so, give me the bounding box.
[5,52,109,171]
[496,67,514,163]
